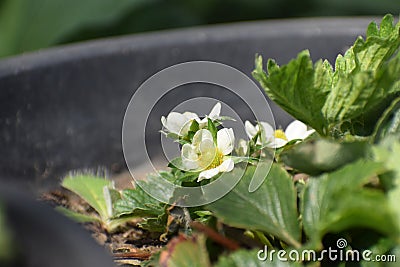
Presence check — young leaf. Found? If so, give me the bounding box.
[322,51,400,132]
[325,14,400,128]
[159,235,211,267]
[208,164,301,248]
[301,160,397,247]
[351,14,400,73]
[253,51,330,135]
[61,175,113,222]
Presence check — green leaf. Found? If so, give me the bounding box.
[323,14,400,132]
[189,119,200,133]
[61,174,113,222]
[159,235,211,267]
[216,115,236,122]
[360,238,396,267]
[141,251,161,267]
[113,189,163,217]
[280,138,368,175]
[253,52,330,134]
[158,170,178,182]
[208,164,301,248]
[215,249,301,267]
[230,156,259,164]
[113,179,164,218]
[374,142,400,236]
[187,120,200,142]
[139,213,167,233]
[353,14,400,73]
[373,97,400,142]
[253,15,400,137]
[322,52,400,133]
[55,206,100,223]
[174,171,199,184]
[301,160,397,247]
[168,157,188,172]
[207,118,218,143]
[0,0,152,57]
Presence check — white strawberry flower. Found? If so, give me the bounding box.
[245,120,314,148]
[161,111,198,136]
[181,128,234,181]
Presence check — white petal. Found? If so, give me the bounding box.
[259,122,274,137]
[268,138,288,148]
[197,118,208,129]
[285,120,308,141]
[198,138,217,168]
[303,129,315,139]
[183,112,199,121]
[217,158,234,173]
[259,121,274,144]
[198,167,220,181]
[208,103,221,120]
[245,121,258,139]
[217,128,234,155]
[181,144,198,161]
[237,139,249,156]
[181,144,199,170]
[161,116,167,128]
[192,129,213,147]
[199,138,215,153]
[164,112,189,135]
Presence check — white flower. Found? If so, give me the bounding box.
[245,120,314,148]
[181,128,234,181]
[161,111,198,136]
[161,103,222,136]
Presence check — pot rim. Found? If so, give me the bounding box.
[0,16,378,78]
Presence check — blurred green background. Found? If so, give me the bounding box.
[0,0,399,58]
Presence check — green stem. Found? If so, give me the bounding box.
[254,231,274,249]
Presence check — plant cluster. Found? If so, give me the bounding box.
[60,15,400,266]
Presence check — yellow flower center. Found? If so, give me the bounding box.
[274,129,287,140]
[207,151,224,169]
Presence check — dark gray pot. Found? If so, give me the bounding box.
[0,17,374,266]
[0,17,373,188]
[0,182,116,267]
